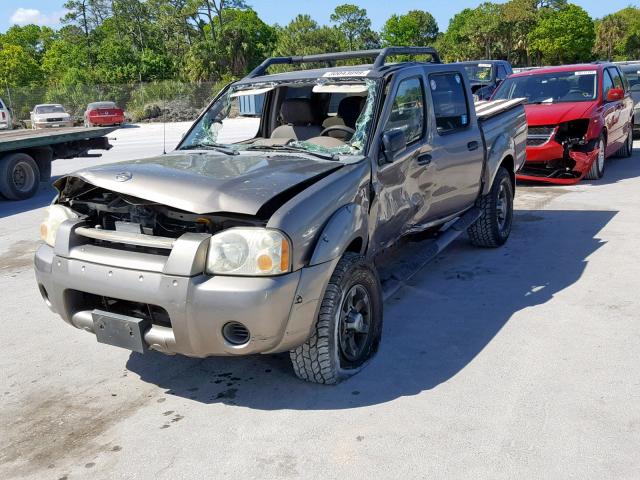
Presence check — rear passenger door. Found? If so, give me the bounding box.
[425,71,484,219]
[604,67,624,151]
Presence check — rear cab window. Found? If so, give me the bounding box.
[429,72,470,134]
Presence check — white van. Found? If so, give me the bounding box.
[0,98,12,130]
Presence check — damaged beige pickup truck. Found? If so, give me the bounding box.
[34,48,527,384]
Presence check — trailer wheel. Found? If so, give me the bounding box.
[0,153,41,200]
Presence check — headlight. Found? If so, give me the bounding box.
[40,205,78,247]
[205,228,290,276]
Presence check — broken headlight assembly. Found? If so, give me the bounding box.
[555,119,591,146]
[40,205,79,247]
[205,228,291,276]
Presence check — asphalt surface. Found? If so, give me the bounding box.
[1,125,639,479]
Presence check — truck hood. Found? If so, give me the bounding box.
[524,101,596,126]
[58,152,342,216]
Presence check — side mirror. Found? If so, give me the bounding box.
[607,88,624,102]
[382,129,407,163]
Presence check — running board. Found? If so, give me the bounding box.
[379,207,481,301]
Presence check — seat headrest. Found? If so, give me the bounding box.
[280,99,315,126]
[337,96,365,129]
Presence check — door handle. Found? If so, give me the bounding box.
[416,153,432,165]
[467,141,479,151]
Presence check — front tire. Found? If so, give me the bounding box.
[585,136,606,180]
[290,253,383,384]
[620,125,634,158]
[467,166,513,248]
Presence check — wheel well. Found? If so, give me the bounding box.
[345,237,363,254]
[500,155,515,191]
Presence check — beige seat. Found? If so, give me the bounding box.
[271,99,322,141]
[322,96,366,129]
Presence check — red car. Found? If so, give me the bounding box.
[492,63,634,184]
[84,101,125,127]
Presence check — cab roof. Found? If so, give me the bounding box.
[235,47,441,86]
[510,63,611,78]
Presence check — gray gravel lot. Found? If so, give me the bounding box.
[1,125,639,479]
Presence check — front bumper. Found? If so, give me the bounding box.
[34,220,337,357]
[517,139,599,185]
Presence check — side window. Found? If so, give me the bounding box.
[620,68,630,91]
[384,77,425,145]
[602,70,614,99]
[497,65,508,81]
[608,67,624,90]
[430,72,470,134]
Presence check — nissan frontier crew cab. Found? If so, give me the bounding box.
[34,47,527,384]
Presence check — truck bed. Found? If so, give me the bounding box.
[0,127,118,153]
[475,98,526,121]
[476,97,528,184]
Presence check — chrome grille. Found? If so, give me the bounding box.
[527,126,555,146]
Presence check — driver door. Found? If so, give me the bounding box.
[369,68,434,252]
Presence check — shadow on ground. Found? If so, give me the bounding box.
[0,179,58,219]
[127,208,616,409]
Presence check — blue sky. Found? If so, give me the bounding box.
[1,0,638,33]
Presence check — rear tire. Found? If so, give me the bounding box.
[585,136,606,180]
[467,166,513,248]
[0,153,41,200]
[620,125,634,158]
[290,253,383,384]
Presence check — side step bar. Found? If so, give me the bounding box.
[379,207,481,301]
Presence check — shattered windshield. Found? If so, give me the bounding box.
[179,77,379,158]
[493,71,598,104]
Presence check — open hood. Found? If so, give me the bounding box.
[524,101,596,126]
[56,152,342,216]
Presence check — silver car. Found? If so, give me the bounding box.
[30,104,74,129]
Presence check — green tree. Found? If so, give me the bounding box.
[439,8,485,61]
[464,3,504,59]
[0,25,55,61]
[594,14,625,60]
[380,10,439,47]
[273,15,344,57]
[0,44,42,87]
[529,4,595,64]
[330,4,377,50]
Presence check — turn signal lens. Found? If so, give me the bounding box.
[40,205,78,247]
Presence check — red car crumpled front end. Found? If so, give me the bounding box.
[517,104,599,184]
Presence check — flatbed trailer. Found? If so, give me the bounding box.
[0,126,116,200]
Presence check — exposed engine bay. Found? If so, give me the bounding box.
[58,182,263,241]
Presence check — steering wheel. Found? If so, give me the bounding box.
[320,125,356,139]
